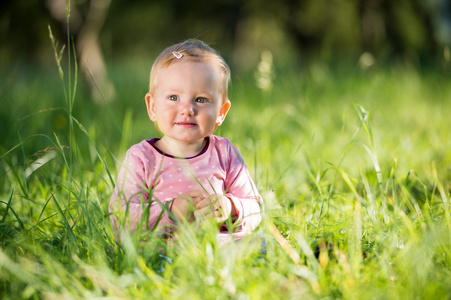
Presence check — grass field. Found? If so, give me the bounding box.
[1,42,451,299]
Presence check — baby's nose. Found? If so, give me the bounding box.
[180,101,195,116]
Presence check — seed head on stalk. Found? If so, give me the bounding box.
[48,25,66,80]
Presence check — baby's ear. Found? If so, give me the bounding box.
[145,93,157,121]
[216,99,231,126]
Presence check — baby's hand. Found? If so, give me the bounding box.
[194,194,235,223]
[170,190,205,222]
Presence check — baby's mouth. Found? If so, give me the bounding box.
[175,122,197,126]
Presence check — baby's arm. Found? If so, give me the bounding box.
[222,143,264,237]
[109,146,176,235]
[192,140,263,236]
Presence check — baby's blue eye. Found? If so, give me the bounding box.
[168,95,179,101]
[196,97,207,103]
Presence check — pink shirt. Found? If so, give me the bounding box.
[109,135,263,245]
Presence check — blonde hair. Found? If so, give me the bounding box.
[148,39,231,99]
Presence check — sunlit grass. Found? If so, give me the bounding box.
[1,39,451,298]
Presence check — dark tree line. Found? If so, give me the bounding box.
[1,0,450,70]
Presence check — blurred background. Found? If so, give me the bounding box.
[2,0,451,69]
[1,0,450,154]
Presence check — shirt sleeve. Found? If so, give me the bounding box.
[222,141,264,240]
[109,146,176,238]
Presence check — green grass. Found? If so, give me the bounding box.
[1,39,451,299]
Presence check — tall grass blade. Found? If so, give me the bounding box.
[71,116,115,187]
[1,190,14,223]
[1,190,24,229]
[431,162,451,234]
[51,194,77,248]
[5,158,28,199]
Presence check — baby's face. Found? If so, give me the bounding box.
[146,60,230,146]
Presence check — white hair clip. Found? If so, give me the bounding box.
[172,51,183,59]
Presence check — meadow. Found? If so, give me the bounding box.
[1,41,451,299]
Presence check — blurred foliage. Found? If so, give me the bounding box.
[1,0,451,72]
